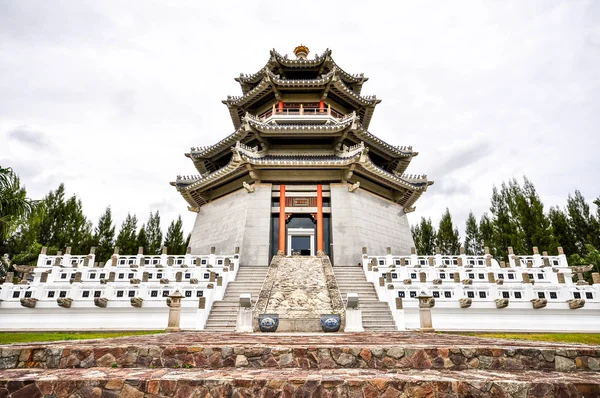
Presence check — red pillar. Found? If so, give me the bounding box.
[279,185,286,253]
[319,100,324,113]
[278,101,284,113]
[317,185,324,253]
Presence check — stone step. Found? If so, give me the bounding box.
[204,323,236,328]
[3,332,599,372]
[1,368,597,397]
[207,313,241,318]
[360,320,395,324]
[229,279,266,282]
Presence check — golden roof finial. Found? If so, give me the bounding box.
[293,44,310,60]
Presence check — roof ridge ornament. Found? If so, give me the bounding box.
[293,44,310,60]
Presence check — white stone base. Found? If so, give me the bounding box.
[189,184,272,267]
[236,308,254,333]
[330,184,415,266]
[344,309,364,332]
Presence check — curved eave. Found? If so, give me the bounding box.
[330,59,368,86]
[355,156,432,208]
[358,107,376,130]
[177,159,245,193]
[245,113,356,135]
[236,50,368,93]
[390,159,412,175]
[359,157,428,192]
[186,127,249,168]
[225,73,377,108]
[271,49,367,85]
[268,69,334,87]
[331,80,379,108]
[224,75,378,129]
[240,152,362,167]
[351,127,415,159]
[223,78,272,108]
[236,67,267,86]
[270,49,331,68]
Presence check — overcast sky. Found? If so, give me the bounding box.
[1,0,599,242]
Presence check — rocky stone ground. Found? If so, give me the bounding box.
[1,367,599,398]
[0,332,598,397]
[265,257,332,317]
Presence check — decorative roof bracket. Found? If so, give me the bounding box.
[344,164,356,181]
[246,164,261,182]
[269,76,282,101]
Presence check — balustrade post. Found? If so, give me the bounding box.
[166,290,184,332]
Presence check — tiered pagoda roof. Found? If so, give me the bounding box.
[173,46,433,212]
[223,48,379,130]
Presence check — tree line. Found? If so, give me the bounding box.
[1,166,190,266]
[411,176,600,274]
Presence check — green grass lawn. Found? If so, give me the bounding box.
[0,331,162,345]
[451,332,600,345]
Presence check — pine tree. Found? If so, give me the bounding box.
[436,208,460,255]
[145,211,162,255]
[164,215,186,255]
[185,232,191,252]
[136,224,148,253]
[479,213,494,255]
[591,199,600,249]
[490,185,522,260]
[36,184,92,253]
[512,177,553,253]
[548,206,576,256]
[566,190,596,254]
[94,206,115,264]
[115,213,138,255]
[411,217,436,255]
[464,211,482,255]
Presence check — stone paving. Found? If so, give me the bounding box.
[264,257,333,317]
[1,332,599,372]
[0,367,599,398]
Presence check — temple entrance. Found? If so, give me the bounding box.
[270,185,331,262]
[288,228,315,256]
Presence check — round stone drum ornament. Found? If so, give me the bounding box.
[258,314,279,332]
[320,314,341,332]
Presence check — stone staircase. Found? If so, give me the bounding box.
[334,267,397,331]
[204,266,268,331]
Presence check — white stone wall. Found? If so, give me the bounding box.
[362,253,600,333]
[189,184,272,266]
[0,306,202,331]
[330,184,414,266]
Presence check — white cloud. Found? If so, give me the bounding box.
[0,0,599,242]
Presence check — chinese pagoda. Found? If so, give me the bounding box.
[172,46,433,267]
